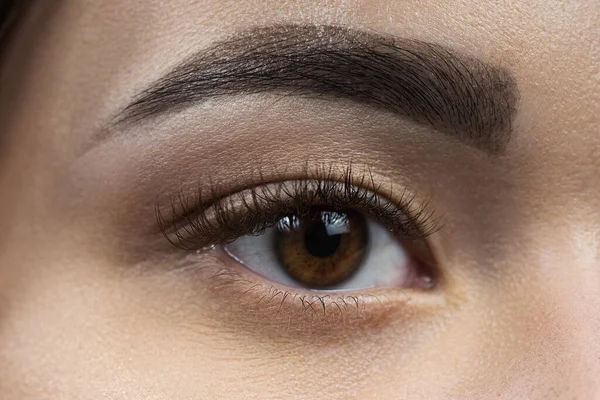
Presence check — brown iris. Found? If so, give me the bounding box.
[274,208,368,288]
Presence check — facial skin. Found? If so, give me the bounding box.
[0,0,598,399]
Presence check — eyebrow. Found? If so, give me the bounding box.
[114,24,519,153]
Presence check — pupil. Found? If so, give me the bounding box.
[303,215,342,258]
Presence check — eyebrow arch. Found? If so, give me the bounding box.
[114,24,519,153]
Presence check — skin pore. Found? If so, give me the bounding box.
[0,0,598,399]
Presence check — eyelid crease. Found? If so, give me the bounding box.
[155,164,441,251]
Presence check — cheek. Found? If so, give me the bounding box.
[456,282,600,397]
[0,263,209,397]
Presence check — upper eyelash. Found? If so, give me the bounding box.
[155,164,441,250]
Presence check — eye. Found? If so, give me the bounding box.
[223,207,433,291]
[156,168,441,296]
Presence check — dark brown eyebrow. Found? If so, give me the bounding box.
[115,24,519,153]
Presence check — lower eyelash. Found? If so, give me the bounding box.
[178,250,407,334]
[171,248,444,337]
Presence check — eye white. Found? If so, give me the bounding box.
[223,216,411,291]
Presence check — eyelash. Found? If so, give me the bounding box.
[155,165,440,251]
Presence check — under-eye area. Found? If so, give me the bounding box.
[165,247,445,335]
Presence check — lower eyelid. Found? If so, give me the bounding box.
[177,248,445,337]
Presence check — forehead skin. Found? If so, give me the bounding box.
[0,1,599,399]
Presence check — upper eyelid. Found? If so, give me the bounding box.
[157,163,421,221]
[156,174,441,251]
